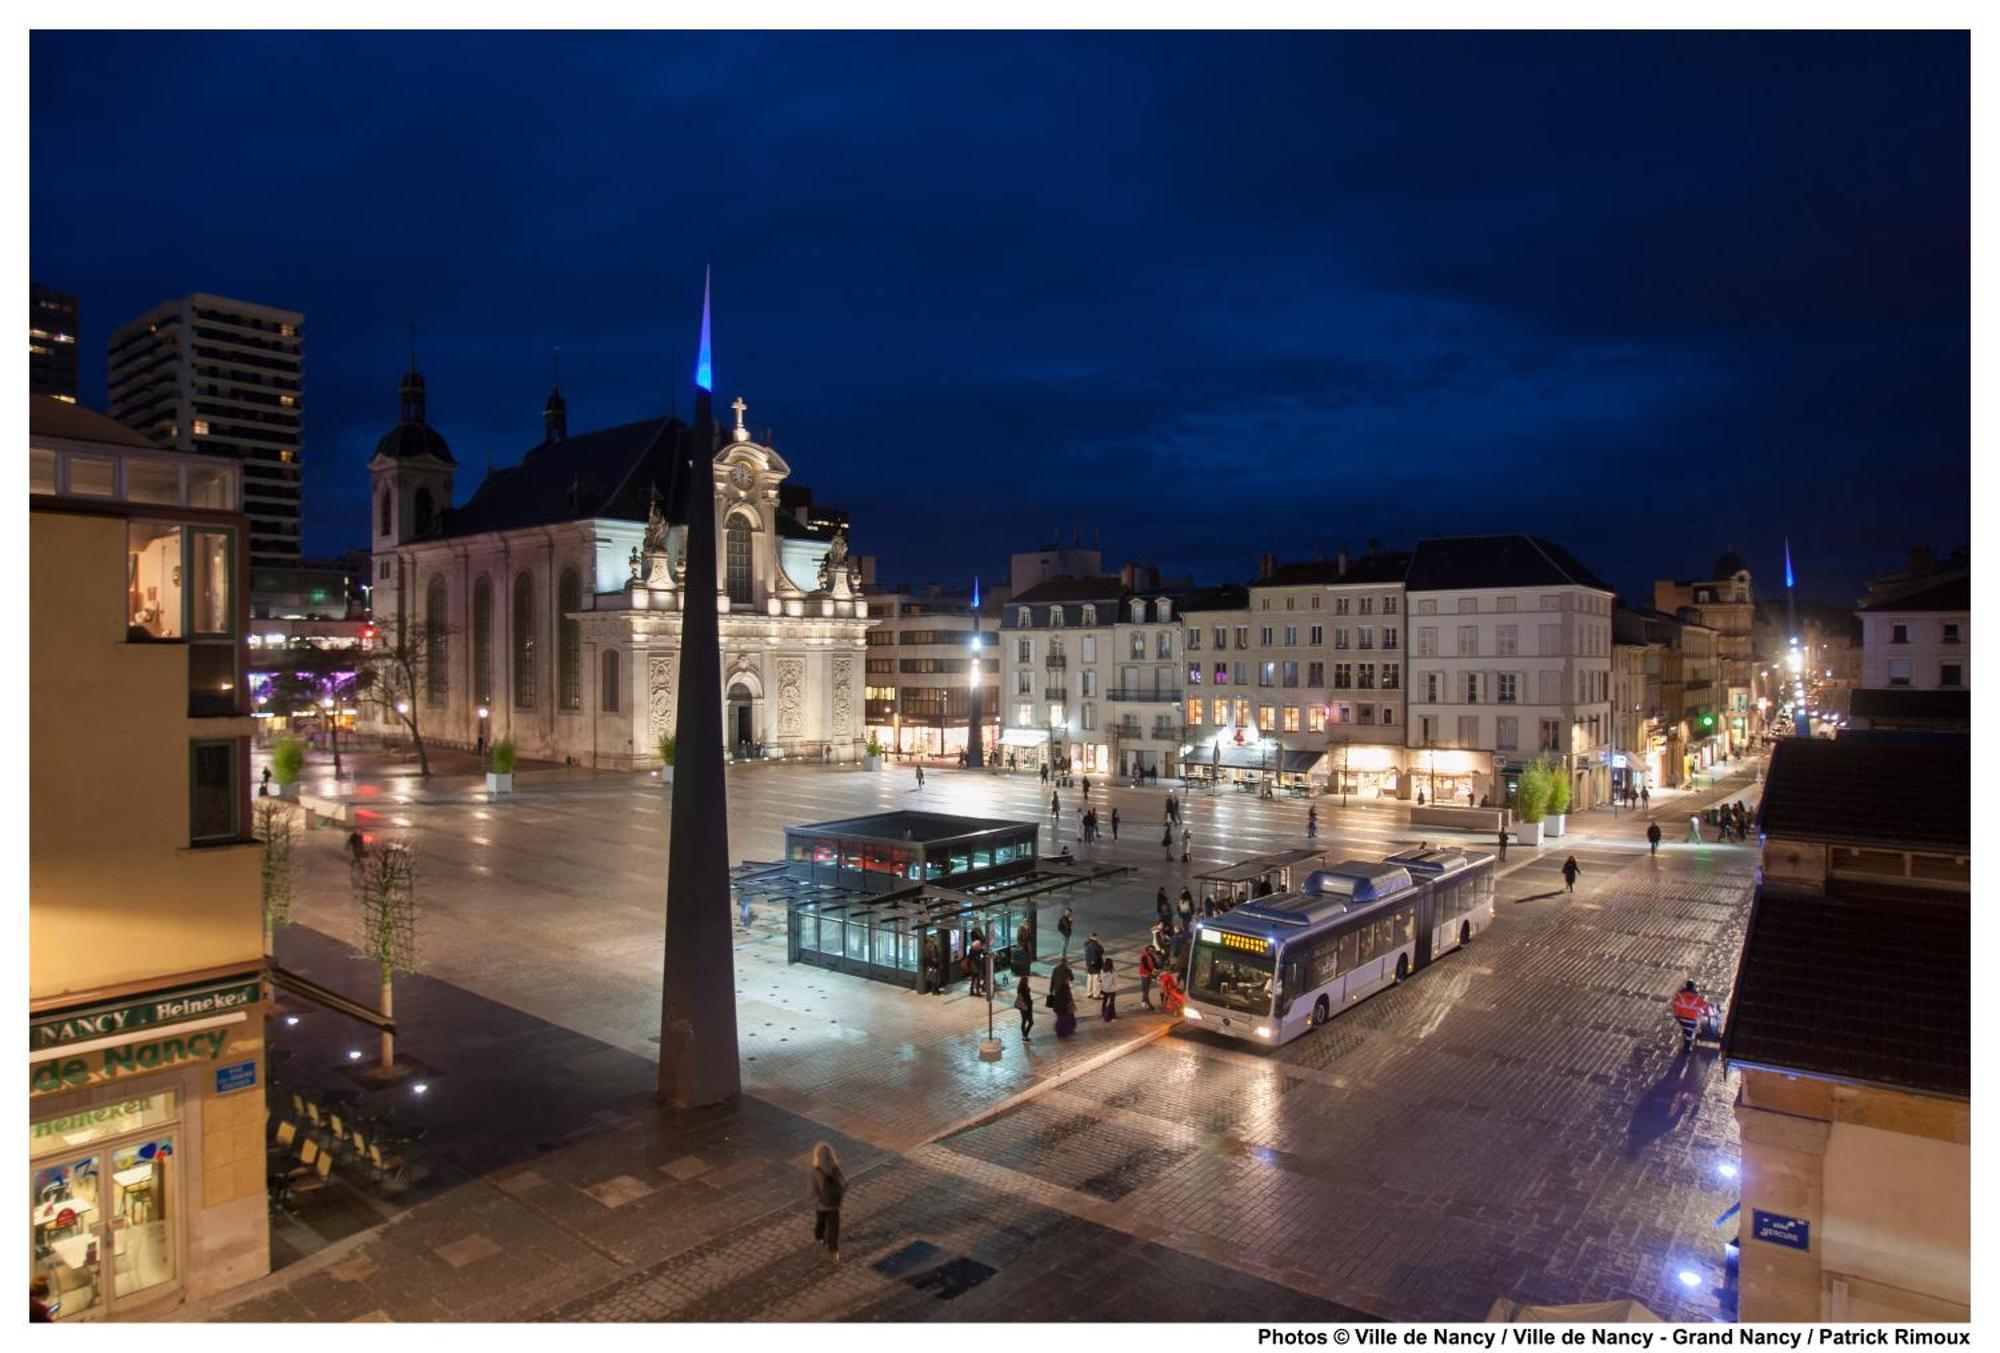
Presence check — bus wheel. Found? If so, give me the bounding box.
[1311,996,1329,1027]
[1459,921,1471,948]
[1396,954,1410,983]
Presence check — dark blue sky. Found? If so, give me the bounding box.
[31,30,1967,604]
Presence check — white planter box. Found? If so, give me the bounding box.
[1543,813,1567,838]
[485,772,514,795]
[862,755,883,772]
[267,782,300,801]
[658,766,674,788]
[1516,820,1545,847]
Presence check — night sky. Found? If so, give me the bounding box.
[30,30,1967,604]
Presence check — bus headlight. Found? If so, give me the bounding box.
[1184,1008,1201,1021]
[1255,1026,1272,1038]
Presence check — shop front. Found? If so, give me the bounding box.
[1324,743,1405,801]
[29,972,269,1320]
[998,727,1049,771]
[1412,748,1496,807]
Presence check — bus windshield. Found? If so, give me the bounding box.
[1189,941,1274,1015]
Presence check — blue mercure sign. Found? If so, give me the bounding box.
[214,1060,257,1095]
[1752,1209,1810,1251]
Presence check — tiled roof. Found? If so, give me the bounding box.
[1178,584,1251,613]
[1724,884,1967,1098]
[1858,572,1969,612]
[29,394,162,450]
[1406,534,1612,593]
[1756,735,1969,851]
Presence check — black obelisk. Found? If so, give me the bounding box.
[658,269,741,1107]
[966,574,986,769]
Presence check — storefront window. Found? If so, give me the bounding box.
[30,1093,176,1160]
[31,1096,180,1320]
[31,447,58,496]
[126,461,180,506]
[186,466,235,510]
[68,456,116,497]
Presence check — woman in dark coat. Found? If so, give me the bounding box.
[809,1143,845,1261]
[1015,972,1036,1040]
[1561,856,1580,893]
[1049,959,1077,1037]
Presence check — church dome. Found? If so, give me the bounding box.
[1712,550,1748,580]
[374,420,455,464]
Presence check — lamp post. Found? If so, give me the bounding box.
[476,705,489,760]
[320,694,343,778]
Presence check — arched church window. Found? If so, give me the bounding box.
[558,568,582,710]
[414,485,435,536]
[725,516,754,606]
[379,489,393,536]
[513,573,536,709]
[425,576,448,703]
[601,649,621,714]
[472,577,493,705]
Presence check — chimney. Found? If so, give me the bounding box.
[1337,551,1348,576]
[1259,553,1276,580]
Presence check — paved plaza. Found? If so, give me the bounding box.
[200,751,1766,1322]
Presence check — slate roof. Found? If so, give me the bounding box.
[1177,584,1252,613]
[1009,577,1128,604]
[1848,688,1971,726]
[1858,573,1970,612]
[1755,735,1969,852]
[1724,884,1968,1098]
[30,394,162,450]
[440,414,689,539]
[1254,551,1412,588]
[1406,534,1612,593]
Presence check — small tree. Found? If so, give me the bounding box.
[262,661,356,778]
[256,800,297,955]
[353,839,420,1075]
[355,620,451,777]
[1514,760,1553,824]
[1548,762,1574,817]
[270,738,306,786]
[491,738,519,775]
[865,732,884,757]
[656,733,676,766]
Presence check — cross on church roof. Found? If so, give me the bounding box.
[731,396,750,442]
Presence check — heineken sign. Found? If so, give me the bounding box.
[32,976,262,1053]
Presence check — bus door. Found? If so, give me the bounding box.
[1415,887,1435,968]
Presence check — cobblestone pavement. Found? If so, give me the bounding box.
[204,750,1764,1320]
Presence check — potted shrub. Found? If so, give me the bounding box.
[862,733,884,772]
[269,738,306,800]
[656,734,676,788]
[1513,761,1550,847]
[487,738,517,795]
[1544,760,1572,838]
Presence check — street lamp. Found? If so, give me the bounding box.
[320,694,343,778]
[476,705,490,758]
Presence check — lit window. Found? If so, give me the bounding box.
[193,418,211,436]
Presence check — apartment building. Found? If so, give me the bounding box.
[1405,535,1614,809]
[1655,552,1758,751]
[108,294,304,568]
[862,584,1002,759]
[30,282,80,402]
[998,577,1181,775]
[1858,571,1968,693]
[30,397,268,1318]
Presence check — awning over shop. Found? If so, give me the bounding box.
[1280,750,1325,775]
[999,728,1049,747]
[1190,744,1326,774]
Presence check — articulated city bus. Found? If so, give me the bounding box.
[1180,848,1496,1046]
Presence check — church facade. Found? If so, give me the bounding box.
[361,365,870,769]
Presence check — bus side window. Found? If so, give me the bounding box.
[1394,908,1414,947]
[1336,930,1358,975]
[1357,923,1377,964]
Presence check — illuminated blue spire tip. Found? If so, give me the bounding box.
[1783,537,1795,589]
[694,267,713,393]
[972,575,981,609]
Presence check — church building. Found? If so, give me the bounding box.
[361,356,870,769]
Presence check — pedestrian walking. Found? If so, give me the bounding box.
[1084,931,1105,999]
[1014,921,1034,976]
[1177,888,1194,929]
[1181,827,1192,862]
[917,765,926,788]
[1561,855,1580,894]
[1083,776,1091,800]
[1057,905,1075,956]
[1641,786,1650,809]
[1171,921,1191,971]
[1155,885,1170,923]
[809,1143,845,1261]
[1497,827,1509,859]
[1111,807,1120,841]
[1100,958,1119,1021]
[1015,972,1036,1040]
[1647,822,1662,855]
[1051,790,1061,821]
[345,829,367,863]
[921,933,943,995]
[1687,813,1703,844]
[966,930,988,996]
[1161,822,1174,858]
[1307,805,1318,839]
[1138,944,1158,1009]
[1050,960,1078,1037]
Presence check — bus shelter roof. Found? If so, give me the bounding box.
[1194,847,1333,885]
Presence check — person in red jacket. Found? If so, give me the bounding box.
[1672,981,1717,1047]
[1138,944,1159,1010]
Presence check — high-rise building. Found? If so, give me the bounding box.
[30,395,268,1318]
[29,283,79,402]
[108,294,304,567]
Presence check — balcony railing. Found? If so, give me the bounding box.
[1044,687,1068,700]
[1044,655,1067,668]
[1106,688,1181,702]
